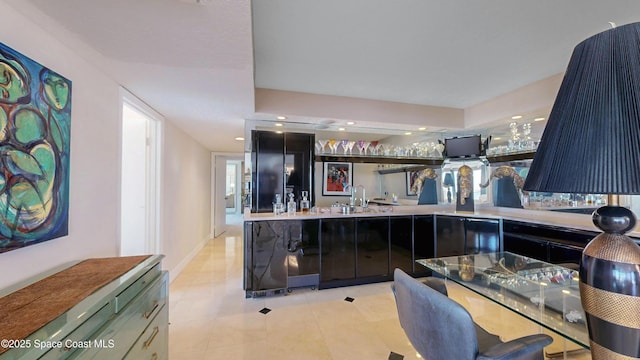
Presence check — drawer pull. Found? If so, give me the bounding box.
[144,326,160,349]
[151,353,158,360]
[144,301,159,319]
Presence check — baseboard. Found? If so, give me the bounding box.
[168,235,211,283]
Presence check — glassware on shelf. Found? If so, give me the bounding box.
[370,141,379,155]
[341,139,356,155]
[317,139,328,154]
[356,140,370,155]
[376,143,386,156]
[327,139,339,154]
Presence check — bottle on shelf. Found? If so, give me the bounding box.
[287,193,297,215]
[273,194,284,215]
[300,191,310,214]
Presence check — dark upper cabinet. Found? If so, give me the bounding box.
[251,130,315,212]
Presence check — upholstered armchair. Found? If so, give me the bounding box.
[392,269,553,360]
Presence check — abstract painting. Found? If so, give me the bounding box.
[0,42,71,253]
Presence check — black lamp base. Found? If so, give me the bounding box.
[580,205,640,359]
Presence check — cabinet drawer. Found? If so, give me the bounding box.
[40,304,112,360]
[124,304,168,360]
[115,263,161,313]
[76,272,168,360]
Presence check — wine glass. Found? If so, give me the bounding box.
[370,141,379,155]
[327,139,338,154]
[317,139,328,154]
[341,140,355,155]
[357,140,370,156]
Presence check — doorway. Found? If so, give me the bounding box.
[212,154,243,237]
[120,91,162,255]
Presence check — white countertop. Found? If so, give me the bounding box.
[243,204,640,238]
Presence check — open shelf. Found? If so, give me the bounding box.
[314,155,443,166]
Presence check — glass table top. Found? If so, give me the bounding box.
[417,252,589,349]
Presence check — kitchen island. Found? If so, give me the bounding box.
[243,204,640,297]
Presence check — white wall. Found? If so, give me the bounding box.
[161,121,212,279]
[0,2,121,289]
[0,1,212,289]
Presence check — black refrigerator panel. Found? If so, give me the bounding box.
[252,131,284,212]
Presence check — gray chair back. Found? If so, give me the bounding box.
[394,268,480,360]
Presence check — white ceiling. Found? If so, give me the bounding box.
[7,0,640,151]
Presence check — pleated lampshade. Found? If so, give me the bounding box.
[523,22,640,194]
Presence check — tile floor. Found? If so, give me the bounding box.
[168,215,591,359]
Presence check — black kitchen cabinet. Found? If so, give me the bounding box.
[435,215,500,257]
[464,217,500,254]
[320,218,356,285]
[244,221,288,297]
[390,216,414,274]
[356,217,390,279]
[413,215,435,275]
[251,130,314,212]
[435,216,466,256]
[287,220,320,288]
[503,220,595,267]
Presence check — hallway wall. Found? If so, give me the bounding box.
[0,1,212,289]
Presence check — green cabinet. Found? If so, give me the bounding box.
[0,256,168,360]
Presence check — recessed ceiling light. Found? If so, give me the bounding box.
[534,117,546,121]
[275,130,283,134]
[511,115,523,120]
[338,127,346,131]
[275,123,283,127]
[405,132,412,135]
[418,127,427,131]
[276,116,287,120]
[234,137,244,141]
[493,137,501,140]
[346,121,355,125]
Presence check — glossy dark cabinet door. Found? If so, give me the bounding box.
[435,216,466,257]
[503,220,593,266]
[464,218,500,254]
[320,218,356,282]
[283,132,315,207]
[356,217,390,278]
[244,221,287,293]
[251,131,314,212]
[252,131,284,212]
[288,220,320,277]
[413,215,435,275]
[390,216,414,274]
